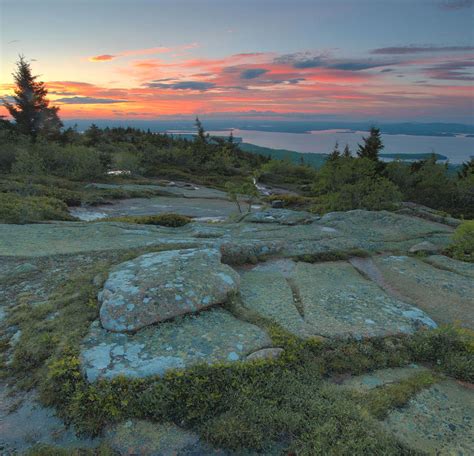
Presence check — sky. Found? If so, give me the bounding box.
[1,0,473,123]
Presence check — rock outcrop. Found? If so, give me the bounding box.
[239,259,437,339]
[81,308,271,381]
[99,248,240,332]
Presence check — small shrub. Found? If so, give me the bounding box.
[105,213,192,227]
[0,193,75,223]
[265,193,314,209]
[295,249,370,263]
[446,220,474,262]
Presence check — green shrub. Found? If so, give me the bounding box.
[10,143,106,181]
[409,326,474,382]
[0,193,75,223]
[313,177,402,213]
[265,193,314,208]
[0,178,82,206]
[446,220,474,262]
[105,213,192,227]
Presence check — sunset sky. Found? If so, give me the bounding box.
[1,0,473,122]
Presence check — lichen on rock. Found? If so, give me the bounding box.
[99,248,240,332]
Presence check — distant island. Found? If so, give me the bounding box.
[379,152,448,161]
[64,119,474,138]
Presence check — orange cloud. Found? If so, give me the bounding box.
[89,54,116,62]
[1,47,472,121]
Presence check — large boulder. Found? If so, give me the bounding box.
[99,248,240,332]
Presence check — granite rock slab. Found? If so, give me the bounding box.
[99,248,240,332]
[81,308,271,381]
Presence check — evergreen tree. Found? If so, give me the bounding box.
[195,117,207,143]
[3,55,62,139]
[84,123,102,146]
[357,127,383,161]
[458,158,474,179]
[328,141,341,161]
[343,144,351,158]
[194,117,210,162]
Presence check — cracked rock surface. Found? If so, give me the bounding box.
[82,308,271,381]
[99,248,240,332]
[239,259,437,339]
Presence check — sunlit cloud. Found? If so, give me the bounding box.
[89,54,117,62]
[1,44,472,122]
[88,43,198,63]
[423,59,474,80]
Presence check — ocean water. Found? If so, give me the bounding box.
[206,129,474,164]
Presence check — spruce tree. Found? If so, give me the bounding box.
[328,141,341,161]
[357,127,383,161]
[343,144,351,158]
[3,55,62,140]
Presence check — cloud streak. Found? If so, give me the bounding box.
[372,45,474,54]
[55,96,130,104]
[89,43,198,62]
[145,80,216,91]
[438,0,473,10]
[424,59,474,80]
[240,68,268,79]
[1,45,471,122]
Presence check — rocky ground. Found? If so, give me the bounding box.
[0,184,472,455]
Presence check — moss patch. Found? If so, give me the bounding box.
[294,248,370,263]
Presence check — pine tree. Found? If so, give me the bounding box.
[357,127,383,161]
[458,158,474,179]
[3,55,62,139]
[328,141,341,161]
[194,117,210,162]
[84,123,102,146]
[195,117,207,143]
[343,144,351,158]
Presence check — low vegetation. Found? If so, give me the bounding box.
[0,193,75,223]
[445,220,474,262]
[105,213,192,227]
[1,245,472,454]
